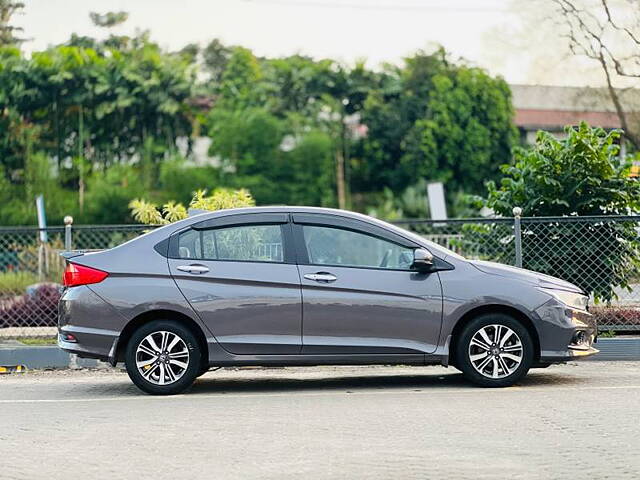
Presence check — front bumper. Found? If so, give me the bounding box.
[536,301,599,363]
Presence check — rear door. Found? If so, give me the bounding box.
[292,214,443,354]
[168,213,302,355]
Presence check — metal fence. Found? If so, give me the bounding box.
[0,224,151,338]
[398,213,640,332]
[1,214,639,338]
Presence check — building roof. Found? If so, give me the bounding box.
[511,84,640,131]
[514,109,622,130]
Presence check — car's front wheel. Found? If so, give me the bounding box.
[456,314,534,387]
[125,320,201,395]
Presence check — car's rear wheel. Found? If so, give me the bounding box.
[456,313,534,387]
[125,320,201,395]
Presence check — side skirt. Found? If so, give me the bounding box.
[207,339,447,367]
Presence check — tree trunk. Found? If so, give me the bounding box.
[78,105,84,214]
[599,50,640,149]
[335,148,346,210]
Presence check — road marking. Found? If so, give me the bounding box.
[0,383,640,404]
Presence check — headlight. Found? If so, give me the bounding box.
[540,288,588,311]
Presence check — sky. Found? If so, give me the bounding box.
[16,0,605,86]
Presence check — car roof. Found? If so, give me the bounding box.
[122,206,458,260]
[188,205,367,220]
[182,206,457,259]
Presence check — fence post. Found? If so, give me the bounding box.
[64,215,73,250]
[513,207,522,268]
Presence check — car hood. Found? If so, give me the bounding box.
[469,260,584,294]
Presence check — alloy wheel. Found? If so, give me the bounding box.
[135,331,190,386]
[468,324,523,379]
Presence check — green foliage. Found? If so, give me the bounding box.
[207,108,338,206]
[0,36,196,180]
[0,27,517,224]
[190,188,255,211]
[202,38,233,84]
[483,123,639,216]
[0,271,38,293]
[478,123,640,302]
[158,156,220,205]
[367,188,404,221]
[598,330,616,338]
[406,67,516,196]
[208,108,283,176]
[0,0,25,46]
[89,11,129,28]
[217,47,264,109]
[356,50,515,212]
[281,131,335,206]
[81,165,144,224]
[129,188,255,225]
[367,179,429,220]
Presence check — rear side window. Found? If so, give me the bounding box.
[178,224,284,263]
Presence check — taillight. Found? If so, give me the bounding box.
[63,263,109,287]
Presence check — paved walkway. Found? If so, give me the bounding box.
[1,362,640,479]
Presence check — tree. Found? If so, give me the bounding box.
[553,0,640,148]
[281,131,335,206]
[356,49,516,213]
[0,0,25,46]
[217,47,264,109]
[0,30,198,224]
[89,11,129,28]
[202,38,233,85]
[481,122,640,301]
[0,23,519,224]
[207,107,283,178]
[404,66,516,196]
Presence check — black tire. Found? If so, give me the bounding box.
[125,320,202,395]
[455,313,534,388]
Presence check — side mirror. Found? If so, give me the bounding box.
[412,248,434,273]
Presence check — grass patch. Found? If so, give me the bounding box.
[599,330,617,338]
[16,337,57,345]
[0,271,39,293]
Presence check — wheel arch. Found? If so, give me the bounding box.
[115,309,209,367]
[448,304,540,367]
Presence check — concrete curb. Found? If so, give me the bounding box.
[0,338,639,371]
[0,344,106,369]
[588,337,640,361]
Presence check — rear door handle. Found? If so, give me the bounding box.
[304,272,337,283]
[177,264,209,274]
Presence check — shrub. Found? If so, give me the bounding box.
[477,123,640,302]
[591,306,640,331]
[0,284,61,328]
[129,188,255,225]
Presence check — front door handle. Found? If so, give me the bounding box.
[177,264,209,274]
[304,272,337,283]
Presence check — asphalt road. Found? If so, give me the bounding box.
[1,362,640,479]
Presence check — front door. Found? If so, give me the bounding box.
[169,219,302,355]
[293,217,442,354]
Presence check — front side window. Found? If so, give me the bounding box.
[302,225,414,270]
[178,224,284,262]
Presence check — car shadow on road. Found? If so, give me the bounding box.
[186,368,589,396]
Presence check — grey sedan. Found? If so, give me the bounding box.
[58,207,598,394]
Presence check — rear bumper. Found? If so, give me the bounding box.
[57,326,118,364]
[58,285,122,365]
